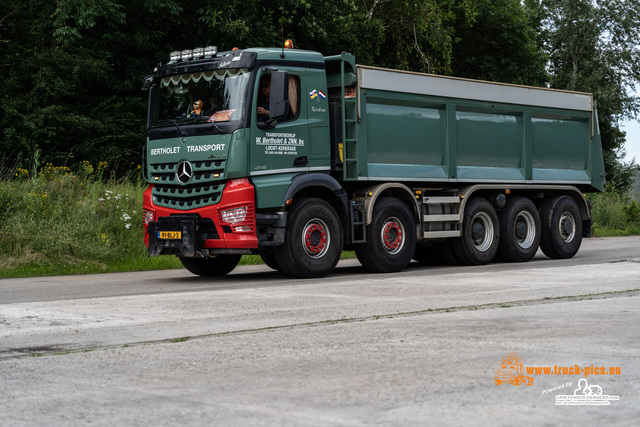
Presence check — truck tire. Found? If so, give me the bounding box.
[273,198,343,278]
[260,253,280,271]
[451,198,500,265]
[539,195,583,259]
[179,254,242,276]
[355,197,416,273]
[498,196,541,262]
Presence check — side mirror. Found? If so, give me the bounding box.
[141,75,156,129]
[141,74,154,91]
[269,71,290,120]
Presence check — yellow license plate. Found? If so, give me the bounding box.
[158,231,181,239]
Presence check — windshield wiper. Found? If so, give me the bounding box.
[194,116,225,134]
[153,119,187,136]
[170,119,187,136]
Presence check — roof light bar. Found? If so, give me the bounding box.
[169,46,219,62]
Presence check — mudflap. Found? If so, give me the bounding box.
[147,215,201,257]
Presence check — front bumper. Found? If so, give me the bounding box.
[144,178,259,257]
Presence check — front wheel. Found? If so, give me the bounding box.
[273,198,343,278]
[180,254,242,277]
[355,197,416,273]
[260,252,280,271]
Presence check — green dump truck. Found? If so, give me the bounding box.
[141,44,605,278]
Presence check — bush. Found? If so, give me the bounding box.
[587,188,640,236]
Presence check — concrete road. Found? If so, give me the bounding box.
[1,236,639,426]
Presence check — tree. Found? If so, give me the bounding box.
[0,1,479,177]
[540,0,640,192]
[197,0,478,73]
[0,0,182,176]
[451,0,547,85]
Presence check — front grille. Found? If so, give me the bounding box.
[150,160,226,210]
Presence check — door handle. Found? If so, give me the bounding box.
[293,156,308,167]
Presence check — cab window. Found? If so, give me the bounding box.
[256,74,301,122]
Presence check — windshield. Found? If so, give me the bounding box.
[152,68,250,128]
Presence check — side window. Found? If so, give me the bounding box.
[256,74,301,123]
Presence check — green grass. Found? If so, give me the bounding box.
[0,164,637,278]
[0,171,179,278]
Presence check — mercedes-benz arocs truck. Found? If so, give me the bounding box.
[141,43,605,278]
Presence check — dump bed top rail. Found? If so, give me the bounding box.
[357,66,594,112]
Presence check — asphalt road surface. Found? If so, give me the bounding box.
[1,236,639,426]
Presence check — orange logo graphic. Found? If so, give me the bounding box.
[495,352,534,386]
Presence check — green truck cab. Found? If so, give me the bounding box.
[141,44,605,278]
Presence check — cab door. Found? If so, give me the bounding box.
[249,67,308,176]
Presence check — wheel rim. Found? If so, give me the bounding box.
[558,211,576,243]
[381,217,404,254]
[301,218,330,259]
[514,210,536,249]
[471,212,494,252]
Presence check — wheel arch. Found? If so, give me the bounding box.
[359,183,421,226]
[282,173,349,231]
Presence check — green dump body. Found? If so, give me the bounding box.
[331,57,605,193]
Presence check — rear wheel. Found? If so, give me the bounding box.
[355,197,416,273]
[451,198,500,265]
[498,196,541,262]
[539,195,583,259]
[273,198,343,278]
[180,255,242,277]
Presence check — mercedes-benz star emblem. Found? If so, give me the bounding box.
[175,161,193,185]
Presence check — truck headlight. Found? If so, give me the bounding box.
[218,204,255,233]
[220,206,248,224]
